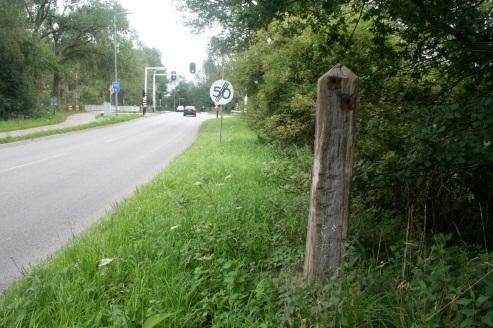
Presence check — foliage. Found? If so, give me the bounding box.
[170,80,209,110]
[354,98,493,247]
[183,0,493,248]
[0,0,167,119]
[365,0,493,90]
[274,234,493,328]
[230,17,322,143]
[176,0,343,53]
[0,0,53,119]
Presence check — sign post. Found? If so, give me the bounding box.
[112,81,120,94]
[210,80,234,144]
[112,81,120,115]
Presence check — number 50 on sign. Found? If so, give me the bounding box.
[210,80,234,105]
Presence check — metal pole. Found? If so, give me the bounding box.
[221,56,225,80]
[143,67,166,111]
[113,16,118,114]
[220,106,223,144]
[144,67,148,101]
[154,73,166,112]
[153,71,156,112]
[220,56,225,143]
[75,71,78,111]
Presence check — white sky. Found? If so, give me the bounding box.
[118,0,214,79]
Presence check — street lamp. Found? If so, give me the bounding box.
[113,11,131,114]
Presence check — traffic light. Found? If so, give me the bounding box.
[189,62,196,74]
[171,71,177,81]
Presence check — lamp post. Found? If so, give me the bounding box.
[113,11,131,114]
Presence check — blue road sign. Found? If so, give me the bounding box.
[112,81,120,94]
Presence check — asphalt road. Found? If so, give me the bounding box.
[0,112,210,288]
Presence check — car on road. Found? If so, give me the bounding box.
[184,106,197,117]
[176,105,184,112]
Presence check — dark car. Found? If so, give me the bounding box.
[183,106,197,117]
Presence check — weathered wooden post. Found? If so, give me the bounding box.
[304,64,358,280]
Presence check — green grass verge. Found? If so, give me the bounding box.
[0,111,73,132]
[0,117,310,327]
[0,114,142,144]
[1,118,492,327]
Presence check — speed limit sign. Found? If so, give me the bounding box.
[210,80,234,105]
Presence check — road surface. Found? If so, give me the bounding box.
[0,112,210,288]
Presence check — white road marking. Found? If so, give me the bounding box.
[104,136,125,143]
[0,154,64,174]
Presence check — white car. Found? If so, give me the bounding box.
[176,105,184,112]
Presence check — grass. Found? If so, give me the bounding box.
[0,111,73,132]
[0,117,310,327]
[1,118,492,327]
[0,114,142,144]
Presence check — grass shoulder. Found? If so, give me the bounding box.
[0,111,73,132]
[0,114,141,144]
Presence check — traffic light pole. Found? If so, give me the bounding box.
[153,72,167,112]
[152,71,155,112]
[143,64,196,112]
[144,67,166,110]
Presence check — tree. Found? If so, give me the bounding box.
[0,0,171,117]
[177,0,342,53]
[40,2,123,99]
[0,0,54,118]
[182,0,493,248]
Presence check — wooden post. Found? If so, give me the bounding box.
[304,64,358,280]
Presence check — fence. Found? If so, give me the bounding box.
[85,103,141,114]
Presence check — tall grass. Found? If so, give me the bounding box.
[1,118,492,327]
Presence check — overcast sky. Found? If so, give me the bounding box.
[118,0,215,78]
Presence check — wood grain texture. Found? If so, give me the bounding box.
[304,64,358,280]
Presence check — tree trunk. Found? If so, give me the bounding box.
[52,70,61,101]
